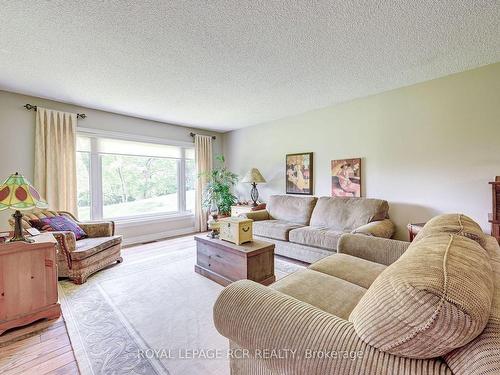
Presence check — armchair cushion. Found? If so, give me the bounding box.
[30,216,87,240]
[72,235,122,261]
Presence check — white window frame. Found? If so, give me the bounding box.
[77,127,195,222]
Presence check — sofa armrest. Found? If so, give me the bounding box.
[352,219,395,238]
[78,221,115,237]
[214,280,363,374]
[214,280,448,375]
[239,210,270,221]
[52,231,77,269]
[337,233,410,266]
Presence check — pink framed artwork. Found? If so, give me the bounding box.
[331,158,361,197]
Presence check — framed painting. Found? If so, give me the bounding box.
[286,152,313,195]
[331,158,361,197]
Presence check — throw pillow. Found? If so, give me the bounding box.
[30,216,87,240]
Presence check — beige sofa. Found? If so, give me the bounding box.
[242,195,395,263]
[214,214,500,375]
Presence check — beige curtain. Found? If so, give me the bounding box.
[194,135,213,232]
[34,107,78,215]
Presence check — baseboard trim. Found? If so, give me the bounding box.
[121,227,196,246]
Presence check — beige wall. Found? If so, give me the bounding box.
[223,63,500,239]
[0,90,223,240]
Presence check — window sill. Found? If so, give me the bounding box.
[113,212,194,227]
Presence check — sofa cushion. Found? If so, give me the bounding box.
[309,253,386,289]
[350,233,494,359]
[414,213,485,245]
[253,220,304,241]
[310,197,389,231]
[267,195,317,225]
[271,269,366,319]
[288,226,344,250]
[71,235,122,260]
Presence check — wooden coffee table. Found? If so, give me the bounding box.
[194,234,275,286]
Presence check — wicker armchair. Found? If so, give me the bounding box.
[11,210,122,284]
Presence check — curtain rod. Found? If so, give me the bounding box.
[189,132,216,140]
[24,103,87,119]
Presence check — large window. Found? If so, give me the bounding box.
[76,134,196,221]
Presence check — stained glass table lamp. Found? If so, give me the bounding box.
[0,172,48,242]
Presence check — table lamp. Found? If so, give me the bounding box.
[0,172,48,243]
[242,168,266,207]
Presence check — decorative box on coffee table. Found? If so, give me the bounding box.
[194,234,275,286]
[218,217,253,245]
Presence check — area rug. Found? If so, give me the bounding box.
[58,235,304,375]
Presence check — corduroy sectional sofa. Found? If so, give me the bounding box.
[214,214,500,375]
[242,195,395,263]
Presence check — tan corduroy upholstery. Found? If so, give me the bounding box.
[309,196,389,230]
[443,235,500,375]
[214,214,500,374]
[413,213,484,244]
[214,280,452,375]
[350,233,494,358]
[267,195,318,225]
[242,195,395,263]
[309,253,386,289]
[337,233,410,266]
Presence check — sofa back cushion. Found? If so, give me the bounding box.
[349,231,494,359]
[310,197,389,231]
[414,213,484,245]
[443,235,500,374]
[267,195,317,225]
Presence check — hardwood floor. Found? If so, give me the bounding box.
[0,317,79,375]
[0,235,201,375]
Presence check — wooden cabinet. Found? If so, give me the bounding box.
[490,178,500,243]
[0,234,61,335]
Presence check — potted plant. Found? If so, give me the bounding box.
[201,155,238,217]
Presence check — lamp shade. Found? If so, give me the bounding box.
[0,172,48,211]
[241,168,266,184]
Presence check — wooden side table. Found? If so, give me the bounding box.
[231,205,253,217]
[407,223,426,242]
[0,233,61,335]
[231,204,267,217]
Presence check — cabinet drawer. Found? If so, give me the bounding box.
[196,243,246,280]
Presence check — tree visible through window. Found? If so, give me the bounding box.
[76,135,195,220]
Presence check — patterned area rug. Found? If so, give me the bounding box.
[59,235,304,375]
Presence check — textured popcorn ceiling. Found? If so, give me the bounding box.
[0,1,499,131]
